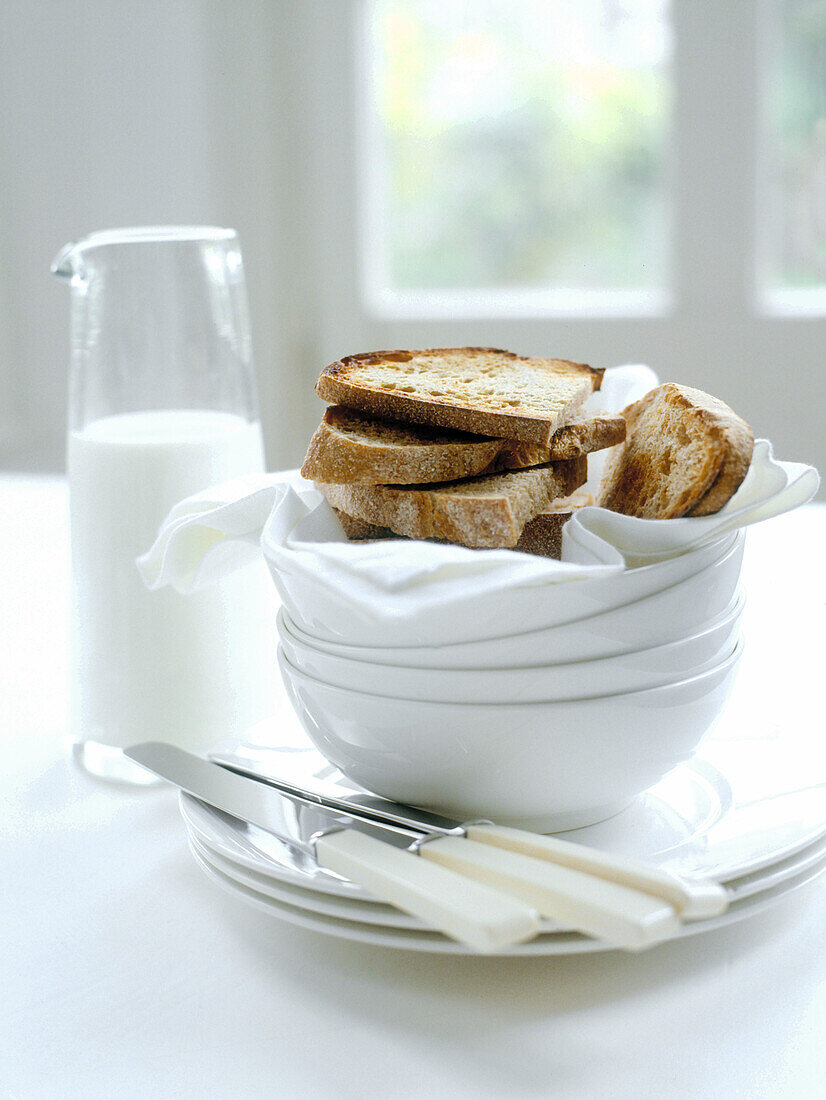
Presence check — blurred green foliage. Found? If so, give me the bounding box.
[373,1,670,291]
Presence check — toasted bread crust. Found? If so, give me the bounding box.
[597,384,753,518]
[333,507,572,556]
[316,348,604,445]
[683,388,754,514]
[333,508,395,541]
[302,407,625,484]
[301,407,502,484]
[513,512,570,559]
[318,458,587,549]
[490,416,626,470]
[333,490,593,558]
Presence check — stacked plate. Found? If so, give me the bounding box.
[185,730,826,955]
[275,532,747,831]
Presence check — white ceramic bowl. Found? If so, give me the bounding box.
[282,535,745,667]
[277,594,743,703]
[277,641,743,832]
[269,531,744,648]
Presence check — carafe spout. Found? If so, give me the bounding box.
[51,240,80,279]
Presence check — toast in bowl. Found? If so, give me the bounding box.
[318,458,587,549]
[315,347,604,445]
[302,405,625,485]
[597,383,753,518]
[333,491,594,559]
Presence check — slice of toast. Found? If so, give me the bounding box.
[315,348,604,445]
[318,458,587,549]
[687,413,754,516]
[333,508,395,541]
[597,384,754,518]
[514,492,594,559]
[301,407,503,485]
[489,415,626,470]
[333,490,593,559]
[301,406,625,484]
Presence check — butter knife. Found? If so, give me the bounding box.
[209,744,729,921]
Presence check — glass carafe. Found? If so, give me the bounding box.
[53,227,276,784]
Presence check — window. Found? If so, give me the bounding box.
[363,0,672,315]
[761,0,826,311]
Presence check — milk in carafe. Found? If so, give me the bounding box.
[67,409,276,756]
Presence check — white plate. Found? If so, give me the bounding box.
[184,717,826,899]
[187,826,826,934]
[187,833,426,929]
[187,838,826,956]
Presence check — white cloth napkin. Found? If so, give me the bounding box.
[563,438,820,569]
[137,367,820,614]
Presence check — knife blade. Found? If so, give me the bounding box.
[209,744,728,921]
[125,741,541,953]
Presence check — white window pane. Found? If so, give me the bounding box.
[363,0,672,301]
[764,0,826,298]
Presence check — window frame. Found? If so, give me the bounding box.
[355,0,676,321]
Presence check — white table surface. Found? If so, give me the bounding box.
[2,475,825,1100]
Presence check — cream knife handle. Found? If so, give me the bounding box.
[419,837,680,950]
[464,825,729,919]
[314,830,540,954]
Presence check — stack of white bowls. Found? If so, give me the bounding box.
[275,531,746,832]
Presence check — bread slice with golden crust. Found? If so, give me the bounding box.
[687,415,754,516]
[302,407,503,485]
[333,508,395,541]
[318,458,587,549]
[333,490,593,559]
[301,406,625,484]
[315,348,604,445]
[489,416,625,471]
[597,384,753,518]
[514,492,593,558]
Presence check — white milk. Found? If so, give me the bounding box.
[68,409,277,753]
